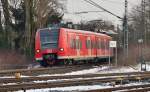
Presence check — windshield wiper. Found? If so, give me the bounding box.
[42,41,57,45]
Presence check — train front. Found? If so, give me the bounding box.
[35,28,60,67]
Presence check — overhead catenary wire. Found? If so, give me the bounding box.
[101,0,124,4]
[101,0,138,7]
[84,0,122,19]
[74,10,104,14]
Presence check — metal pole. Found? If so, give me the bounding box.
[123,0,128,60]
[141,0,146,45]
[125,0,128,58]
[116,46,118,66]
[109,47,111,66]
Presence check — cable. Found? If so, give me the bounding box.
[74,10,104,14]
[101,0,124,4]
[101,0,140,8]
[84,0,122,19]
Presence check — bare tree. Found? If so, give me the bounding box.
[24,0,62,55]
[1,0,12,27]
[33,0,59,28]
[0,10,3,31]
[1,0,14,49]
[24,0,33,55]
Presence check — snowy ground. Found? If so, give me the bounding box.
[38,63,149,77]
[17,82,150,92]
[10,63,150,92]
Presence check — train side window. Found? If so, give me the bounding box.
[89,40,91,49]
[92,41,95,49]
[104,40,108,50]
[91,41,93,49]
[106,40,109,50]
[103,40,107,49]
[75,39,81,49]
[70,39,75,49]
[79,40,82,49]
[99,40,101,49]
[86,40,88,49]
[75,39,78,49]
[86,39,91,49]
[95,40,98,49]
[103,41,105,49]
[101,40,104,49]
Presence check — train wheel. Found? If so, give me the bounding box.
[68,59,73,65]
[64,60,68,65]
[63,59,73,65]
[72,60,78,65]
[39,61,48,67]
[58,60,64,65]
[83,60,88,64]
[46,60,55,66]
[94,58,98,63]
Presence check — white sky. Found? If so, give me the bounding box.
[63,0,141,25]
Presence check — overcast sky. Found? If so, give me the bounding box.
[63,0,141,25]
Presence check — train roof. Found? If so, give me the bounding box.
[61,28,112,38]
[37,27,112,38]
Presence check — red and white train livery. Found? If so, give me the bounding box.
[35,27,113,66]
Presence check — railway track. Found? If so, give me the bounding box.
[84,84,150,92]
[1,71,150,83]
[1,71,150,91]
[0,63,105,76]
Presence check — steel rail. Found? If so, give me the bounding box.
[119,87,150,92]
[0,73,150,84]
[0,64,96,75]
[1,73,150,91]
[84,84,150,92]
[0,66,150,76]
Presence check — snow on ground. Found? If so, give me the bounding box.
[16,82,150,92]
[2,63,150,79]
[4,63,150,92]
[22,63,150,92]
[38,66,110,77]
[63,63,150,75]
[99,66,139,74]
[17,84,112,92]
[38,63,147,77]
[0,75,30,79]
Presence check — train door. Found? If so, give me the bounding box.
[87,37,92,57]
[106,39,109,56]
[104,39,107,57]
[69,33,76,57]
[76,36,80,57]
[96,37,101,57]
[92,36,96,57]
[95,37,98,57]
[101,38,105,56]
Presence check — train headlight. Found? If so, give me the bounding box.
[36,49,40,53]
[60,48,64,51]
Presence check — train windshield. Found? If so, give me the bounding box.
[40,28,59,49]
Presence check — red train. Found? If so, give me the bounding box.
[35,27,113,67]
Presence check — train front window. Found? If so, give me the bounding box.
[40,29,59,49]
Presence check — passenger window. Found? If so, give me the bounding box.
[101,40,105,49]
[79,40,82,49]
[70,39,75,49]
[106,40,109,49]
[86,39,91,49]
[98,40,101,49]
[92,41,95,49]
[75,39,78,49]
[95,40,98,49]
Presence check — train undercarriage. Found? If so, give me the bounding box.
[38,54,112,67]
